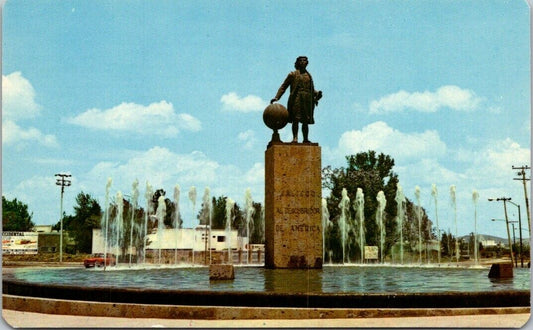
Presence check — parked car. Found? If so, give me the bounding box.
[83,253,116,268]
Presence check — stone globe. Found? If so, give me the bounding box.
[263,103,288,131]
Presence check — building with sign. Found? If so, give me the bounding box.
[2,232,38,255]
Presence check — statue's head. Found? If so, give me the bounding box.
[294,56,308,69]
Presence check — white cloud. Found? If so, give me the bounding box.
[85,147,219,190]
[395,158,464,190]
[2,72,41,121]
[2,72,58,148]
[369,85,482,114]
[220,92,268,112]
[238,129,257,150]
[2,119,59,148]
[244,162,264,184]
[75,146,265,227]
[334,121,446,162]
[177,113,202,131]
[82,146,264,198]
[4,175,71,226]
[464,138,530,187]
[66,101,201,136]
[33,158,74,166]
[10,176,57,201]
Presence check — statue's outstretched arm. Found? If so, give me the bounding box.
[271,73,293,104]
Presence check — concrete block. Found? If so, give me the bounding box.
[488,263,513,278]
[209,264,235,280]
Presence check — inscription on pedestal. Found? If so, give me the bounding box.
[265,143,322,269]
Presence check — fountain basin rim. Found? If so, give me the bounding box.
[4,294,530,321]
[3,279,530,309]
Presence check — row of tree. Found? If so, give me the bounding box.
[1,151,458,258]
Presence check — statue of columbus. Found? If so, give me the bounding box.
[271,56,322,143]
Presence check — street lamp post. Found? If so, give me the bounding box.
[492,218,518,267]
[506,200,523,267]
[55,173,72,263]
[510,222,517,267]
[489,197,514,266]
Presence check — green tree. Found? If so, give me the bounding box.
[322,151,435,262]
[151,189,179,228]
[249,202,264,244]
[57,192,102,253]
[208,195,243,231]
[120,198,146,258]
[211,196,227,229]
[2,196,35,231]
[322,151,399,261]
[441,230,456,258]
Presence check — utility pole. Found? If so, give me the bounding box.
[55,173,72,263]
[507,200,523,267]
[513,165,530,234]
[488,197,514,266]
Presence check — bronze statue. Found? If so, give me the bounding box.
[271,56,322,143]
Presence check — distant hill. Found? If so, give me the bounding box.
[459,234,530,246]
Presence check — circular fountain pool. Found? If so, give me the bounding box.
[4,264,530,293]
[3,265,530,309]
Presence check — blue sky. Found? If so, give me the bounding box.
[2,1,531,239]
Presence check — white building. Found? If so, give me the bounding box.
[92,226,246,255]
[480,239,498,247]
[32,225,54,233]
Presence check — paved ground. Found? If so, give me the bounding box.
[2,309,531,328]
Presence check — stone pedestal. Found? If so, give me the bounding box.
[488,263,513,278]
[209,264,235,280]
[264,143,322,269]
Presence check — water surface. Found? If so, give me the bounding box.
[6,264,530,294]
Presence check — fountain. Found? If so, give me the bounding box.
[201,187,212,264]
[2,181,529,321]
[376,191,386,264]
[395,183,406,264]
[188,186,197,265]
[244,188,254,263]
[338,188,351,264]
[415,186,422,264]
[114,192,124,263]
[450,185,459,266]
[155,195,166,264]
[473,189,480,266]
[143,182,153,264]
[173,184,181,265]
[129,179,139,267]
[101,178,112,270]
[87,179,521,273]
[225,197,235,263]
[354,188,365,263]
[321,198,332,264]
[431,184,440,264]
[4,261,529,314]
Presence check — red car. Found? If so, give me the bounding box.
[83,253,116,268]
